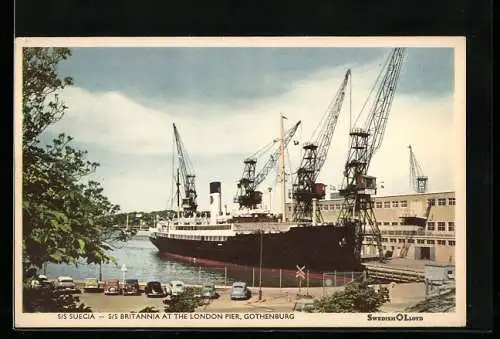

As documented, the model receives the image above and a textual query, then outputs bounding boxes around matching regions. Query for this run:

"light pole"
[121,264,127,286]
[268,187,272,211]
[258,229,263,300]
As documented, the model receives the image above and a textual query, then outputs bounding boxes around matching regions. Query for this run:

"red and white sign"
[295,265,306,279]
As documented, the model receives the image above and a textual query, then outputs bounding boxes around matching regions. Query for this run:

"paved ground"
[77,283,431,313]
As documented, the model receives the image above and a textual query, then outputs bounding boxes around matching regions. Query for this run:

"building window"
[398,239,405,243]
[384,201,390,208]
[392,201,399,208]
[427,221,435,231]
[329,205,335,210]
[437,240,446,245]
[383,222,390,226]
[448,198,456,205]
[323,205,328,210]
[400,200,408,207]
[336,204,341,210]
[377,222,382,226]
[428,199,436,206]
[438,198,446,206]
[390,238,397,243]
[448,240,456,246]
[288,206,292,211]
[448,221,455,232]
[417,239,425,244]
[376,202,382,208]
[391,222,398,226]
[407,239,415,243]
[381,238,388,242]
[438,222,446,231]
[427,240,435,244]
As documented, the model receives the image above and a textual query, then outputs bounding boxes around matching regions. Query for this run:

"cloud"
[45,56,458,212]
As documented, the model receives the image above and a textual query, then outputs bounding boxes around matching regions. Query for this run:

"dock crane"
[234,120,301,210]
[408,145,428,193]
[173,123,198,217]
[292,69,351,223]
[336,48,406,261]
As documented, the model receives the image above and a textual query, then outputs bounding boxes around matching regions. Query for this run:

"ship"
[149,116,360,273]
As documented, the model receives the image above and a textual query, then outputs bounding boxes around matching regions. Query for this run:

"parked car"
[52,276,77,294]
[31,275,51,289]
[122,279,140,295]
[168,280,185,296]
[83,278,100,293]
[292,298,316,312]
[201,283,218,299]
[103,279,121,295]
[145,281,165,298]
[230,281,251,300]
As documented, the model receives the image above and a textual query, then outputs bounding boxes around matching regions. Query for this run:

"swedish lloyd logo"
[367,313,424,321]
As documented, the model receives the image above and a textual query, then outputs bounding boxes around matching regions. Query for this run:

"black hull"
[150,225,360,272]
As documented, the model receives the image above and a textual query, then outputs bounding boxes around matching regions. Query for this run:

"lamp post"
[258,229,263,300]
[268,187,272,211]
[120,264,127,286]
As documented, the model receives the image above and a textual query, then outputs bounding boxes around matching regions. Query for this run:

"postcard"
[14,36,466,328]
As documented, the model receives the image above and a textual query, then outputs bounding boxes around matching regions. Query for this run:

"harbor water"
[44,236,358,288]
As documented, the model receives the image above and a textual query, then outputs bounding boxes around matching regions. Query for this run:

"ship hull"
[149,225,360,272]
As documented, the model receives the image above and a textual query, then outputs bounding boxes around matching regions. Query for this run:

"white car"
[168,280,185,296]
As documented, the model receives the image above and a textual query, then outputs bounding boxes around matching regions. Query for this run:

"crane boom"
[235,120,301,209]
[173,123,197,216]
[337,48,406,261]
[254,120,301,187]
[409,145,428,193]
[292,69,351,223]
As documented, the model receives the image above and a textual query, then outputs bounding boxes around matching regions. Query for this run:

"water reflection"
[45,236,325,287]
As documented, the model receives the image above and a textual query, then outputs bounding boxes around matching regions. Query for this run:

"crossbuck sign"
[295,265,306,280]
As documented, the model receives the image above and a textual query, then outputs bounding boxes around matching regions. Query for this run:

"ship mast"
[280,114,286,222]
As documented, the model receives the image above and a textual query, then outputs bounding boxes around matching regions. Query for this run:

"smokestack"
[209,181,222,224]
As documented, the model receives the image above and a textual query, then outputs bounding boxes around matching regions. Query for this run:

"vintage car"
[168,280,185,296]
[31,275,51,290]
[144,281,165,298]
[122,279,140,296]
[201,283,218,299]
[103,279,122,295]
[230,281,251,300]
[83,278,101,293]
[52,276,78,294]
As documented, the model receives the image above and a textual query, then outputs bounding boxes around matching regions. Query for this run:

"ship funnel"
[210,181,222,223]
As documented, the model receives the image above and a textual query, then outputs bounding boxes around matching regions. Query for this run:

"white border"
[13,37,466,328]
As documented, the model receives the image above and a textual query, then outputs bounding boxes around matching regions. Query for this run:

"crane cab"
[355,175,378,194]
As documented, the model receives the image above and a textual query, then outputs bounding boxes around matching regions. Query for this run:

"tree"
[313,282,390,313]
[22,47,132,276]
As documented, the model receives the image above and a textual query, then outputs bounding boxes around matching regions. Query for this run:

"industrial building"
[285,191,456,264]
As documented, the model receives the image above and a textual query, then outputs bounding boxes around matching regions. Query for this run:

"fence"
[186,265,365,291]
[321,271,366,295]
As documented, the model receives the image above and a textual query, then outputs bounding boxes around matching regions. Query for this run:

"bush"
[313,282,390,313]
[23,286,92,313]
[163,287,204,313]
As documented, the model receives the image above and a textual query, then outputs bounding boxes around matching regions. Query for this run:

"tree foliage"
[23,285,92,313]
[22,47,132,275]
[163,287,205,312]
[313,282,390,313]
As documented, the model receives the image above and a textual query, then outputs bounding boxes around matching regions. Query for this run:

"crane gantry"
[292,69,351,224]
[336,48,406,261]
[408,145,428,193]
[173,123,198,217]
[234,120,301,210]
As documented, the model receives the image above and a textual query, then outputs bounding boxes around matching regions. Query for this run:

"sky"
[40,46,457,213]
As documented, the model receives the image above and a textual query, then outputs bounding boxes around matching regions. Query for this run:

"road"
[77,283,428,313]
